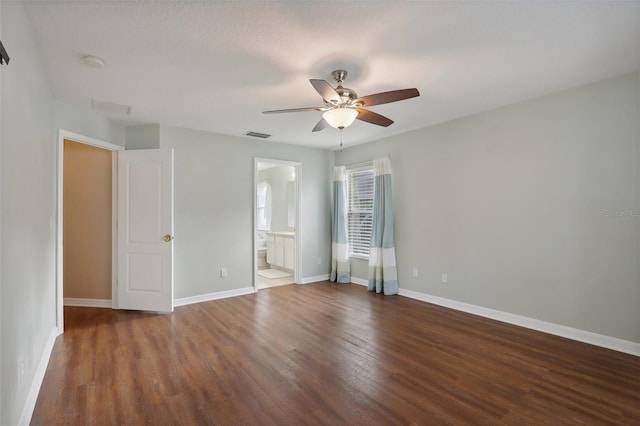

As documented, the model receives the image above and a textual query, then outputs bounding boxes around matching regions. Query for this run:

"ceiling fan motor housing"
[331,70,358,104]
[335,86,358,104]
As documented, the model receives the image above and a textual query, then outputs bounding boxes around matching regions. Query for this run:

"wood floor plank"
[31,283,639,425]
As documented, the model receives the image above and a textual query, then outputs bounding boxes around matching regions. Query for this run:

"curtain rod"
[343,155,391,169]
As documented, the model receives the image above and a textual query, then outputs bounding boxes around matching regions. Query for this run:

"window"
[256,181,271,231]
[347,167,374,258]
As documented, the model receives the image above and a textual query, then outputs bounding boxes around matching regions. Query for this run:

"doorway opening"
[56,130,123,332]
[254,158,301,290]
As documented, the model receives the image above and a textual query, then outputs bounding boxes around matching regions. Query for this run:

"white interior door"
[117,149,174,312]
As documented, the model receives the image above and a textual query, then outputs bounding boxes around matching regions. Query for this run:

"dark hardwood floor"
[32,282,639,425]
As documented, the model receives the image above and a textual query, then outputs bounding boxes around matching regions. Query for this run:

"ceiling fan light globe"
[323,108,358,129]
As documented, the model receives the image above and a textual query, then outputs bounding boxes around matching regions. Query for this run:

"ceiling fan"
[263,70,420,132]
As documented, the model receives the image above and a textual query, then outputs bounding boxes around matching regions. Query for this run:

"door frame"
[56,130,124,333]
[253,158,301,290]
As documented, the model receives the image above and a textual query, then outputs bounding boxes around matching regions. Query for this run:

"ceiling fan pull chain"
[339,128,344,152]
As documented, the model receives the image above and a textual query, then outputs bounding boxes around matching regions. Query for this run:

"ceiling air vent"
[244,131,271,139]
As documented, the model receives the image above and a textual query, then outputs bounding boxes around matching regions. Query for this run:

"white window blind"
[347,167,374,258]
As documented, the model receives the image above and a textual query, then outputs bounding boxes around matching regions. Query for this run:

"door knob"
[163,234,174,242]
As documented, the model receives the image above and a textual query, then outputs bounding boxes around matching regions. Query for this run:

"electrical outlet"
[441,273,448,284]
[412,268,418,278]
[220,268,228,278]
[317,257,322,265]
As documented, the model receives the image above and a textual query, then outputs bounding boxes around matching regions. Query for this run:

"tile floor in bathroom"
[256,274,295,289]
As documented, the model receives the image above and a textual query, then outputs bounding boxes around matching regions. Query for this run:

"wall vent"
[244,131,271,139]
[92,99,132,116]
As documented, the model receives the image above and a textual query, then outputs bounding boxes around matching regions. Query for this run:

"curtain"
[368,157,398,295]
[265,183,272,230]
[330,166,350,283]
[256,181,272,231]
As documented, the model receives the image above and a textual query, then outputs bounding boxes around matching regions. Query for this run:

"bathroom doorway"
[254,158,300,290]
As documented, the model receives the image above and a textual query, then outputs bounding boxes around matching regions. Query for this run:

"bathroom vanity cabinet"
[266,232,295,271]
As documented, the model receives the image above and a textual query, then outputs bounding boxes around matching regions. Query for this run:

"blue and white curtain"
[330,166,350,283]
[368,157,398,295]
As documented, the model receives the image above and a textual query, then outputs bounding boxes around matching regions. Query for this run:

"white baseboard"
[351,277,368,286]
[174,286,256,307]
[399,288,640,356]
[63,298,112,308]
[19,326,60,426]
[299,274,330,284]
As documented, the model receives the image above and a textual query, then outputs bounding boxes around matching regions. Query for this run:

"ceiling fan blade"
[355,88,420,107]
[310,79,341,104]
[312,118,328,132]
[356,108,394,127]
[263,107,324,114]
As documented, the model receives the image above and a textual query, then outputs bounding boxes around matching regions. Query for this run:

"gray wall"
[125,123,160,150]
[1,3,57,424]
[55,99,126,146]
[0,3,126,423]
[160,126,333,298]
[257,165,295,232]
[336,72,640,343]
[1,3,4,422]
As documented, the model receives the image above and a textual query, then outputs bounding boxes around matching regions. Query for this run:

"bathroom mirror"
[287,180,295,228]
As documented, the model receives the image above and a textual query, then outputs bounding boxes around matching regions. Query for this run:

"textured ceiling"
[23,1,640,149]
